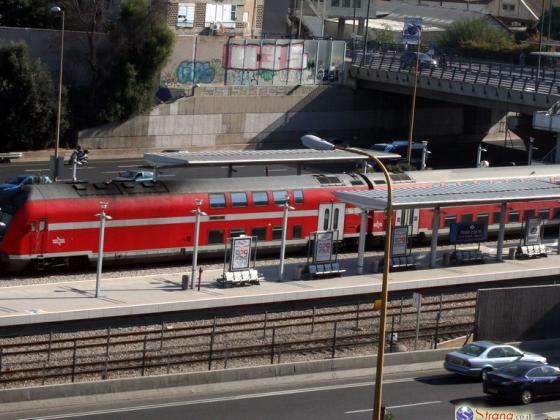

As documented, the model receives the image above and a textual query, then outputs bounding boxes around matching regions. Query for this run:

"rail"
[0,296,475,387]
[351,51,560,97]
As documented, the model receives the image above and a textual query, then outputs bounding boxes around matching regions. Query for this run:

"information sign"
[392,226,409,257]
[403,17,423,45]
[230,237,252,271]
[412,292,422,310]
[314,231,334,263]
[525,218,541,245]
[449,222,488,244]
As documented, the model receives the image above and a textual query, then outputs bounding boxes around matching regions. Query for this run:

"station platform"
[1,247,560,328]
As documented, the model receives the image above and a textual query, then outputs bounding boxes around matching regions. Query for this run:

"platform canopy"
[334,179,560,210]
[144,148,400,168]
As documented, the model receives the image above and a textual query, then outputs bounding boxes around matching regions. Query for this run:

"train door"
[29,219,48,256]
[395,209,420,235]
[317,203,346,240]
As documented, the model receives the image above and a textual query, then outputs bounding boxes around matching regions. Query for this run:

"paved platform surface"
[0,249,559,327]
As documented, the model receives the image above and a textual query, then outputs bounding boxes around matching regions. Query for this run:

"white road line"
[20,379,417,419]
[346,400,441,414]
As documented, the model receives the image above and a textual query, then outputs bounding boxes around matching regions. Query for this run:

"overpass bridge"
[350,51,560,115]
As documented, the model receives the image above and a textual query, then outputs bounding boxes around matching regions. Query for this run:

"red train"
[1,165,560,272]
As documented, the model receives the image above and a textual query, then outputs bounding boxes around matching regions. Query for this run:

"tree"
[0,0,59,29]
[95,0,174,122]
[537,6,560,41]
[0,42,66,151]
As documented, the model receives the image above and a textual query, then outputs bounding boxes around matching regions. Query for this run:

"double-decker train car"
[1,165,560,272]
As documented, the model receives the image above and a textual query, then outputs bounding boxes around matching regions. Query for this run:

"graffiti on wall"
[162,59,224,87]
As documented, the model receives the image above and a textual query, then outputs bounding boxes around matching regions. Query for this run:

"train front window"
[0,206,13,243]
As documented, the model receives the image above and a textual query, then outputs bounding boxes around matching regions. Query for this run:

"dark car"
[483,361,560,404]
[400,51,438,70]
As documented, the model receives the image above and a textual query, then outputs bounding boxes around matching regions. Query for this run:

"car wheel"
[481,368,492,381]
[520,388,533,405]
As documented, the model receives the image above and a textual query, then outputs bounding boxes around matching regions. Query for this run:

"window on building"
[252,191,269,206]
[332,0,340,6]
[444,215,456,227]
[539,208,550,220]
[251,227,267,241]
[354,0,361,7]
[205,3,236,28]
[293,190,304,204]
[209,193,226,208]
[208,229,224,244]
[229,228,245,238]
[272,226,283,240]
[231,192,248,208]
[509,211,520,223]
[273,191,288,204]
[342,0,351,6]
[177,3,195,28]
[461,213,473,223]
[292,224,302,239]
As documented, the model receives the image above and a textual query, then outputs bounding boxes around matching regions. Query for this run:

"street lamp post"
[301,135,393,420]
[279,196,295,281]
[191,199,207,289]
[95,202,112,298]
[476,144,487,167]
[51,6,65,182]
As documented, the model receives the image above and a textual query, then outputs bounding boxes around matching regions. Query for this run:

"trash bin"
[293,265,303,280]
[371,257,380,273]
[442,252,451,266]
[508,247,516,260]
[182,274,190,290]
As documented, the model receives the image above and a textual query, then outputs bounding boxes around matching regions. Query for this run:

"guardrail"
[0,152,23,163]
[351,51,560,97]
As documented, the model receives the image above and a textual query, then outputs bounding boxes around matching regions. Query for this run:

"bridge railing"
[351,51,560,97]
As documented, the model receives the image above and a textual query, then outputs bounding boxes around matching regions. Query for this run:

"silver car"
[444,341,547,380]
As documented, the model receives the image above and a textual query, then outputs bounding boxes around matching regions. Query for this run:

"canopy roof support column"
[357,209,368,274]
[430,207,440,268]
[497,202,507,261]
[228,164,233,178]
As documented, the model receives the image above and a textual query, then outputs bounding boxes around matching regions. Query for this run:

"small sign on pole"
[314,231,334,263]
[392,226,409,257]
[230,236,252,271]
[412,292,422,310]
[525,218,541,245]
[449,222,488,244]
[402,17,423,45]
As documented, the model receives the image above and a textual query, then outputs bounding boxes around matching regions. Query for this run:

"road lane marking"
[19,378,418,419]
[345,400,441,414]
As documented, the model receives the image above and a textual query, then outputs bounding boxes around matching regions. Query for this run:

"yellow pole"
[407,38,421,165]
[335,146,393,420]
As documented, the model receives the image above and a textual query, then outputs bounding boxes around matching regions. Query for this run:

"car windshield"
[496,364,531,377]
[121,171,136,178]
[6,176,27,185]
[458,343,486,356]
[420,53,431,60]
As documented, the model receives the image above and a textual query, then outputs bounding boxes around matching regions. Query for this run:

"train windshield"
[0,201,14,244]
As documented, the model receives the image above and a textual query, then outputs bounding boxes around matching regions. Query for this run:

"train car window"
[273,191,288,204]
[272,226,283,240]
[293,190,304,204]
[477,213,489,223]
[323,208,330,230]
[39,220,47,231]
[461,214,473,223]
[251,227,267,241]
[523,209,535,221]
[292,224,302,239]
[209,193,226,209]
[333,208,340,229]
[208,229,224,244]
[231,192,247,208]
[29,221,37,232]
[553,208,560,220]
[508,211,520,223]
[252,192,269,206]
[444,215,456,227]
[229,228,245,238]
[538,208,550,220]
[492,211,503,224]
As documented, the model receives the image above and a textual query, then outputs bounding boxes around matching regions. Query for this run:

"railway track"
[0,294,476,388]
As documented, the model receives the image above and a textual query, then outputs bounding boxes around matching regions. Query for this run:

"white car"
[444,341,547,380]
[113,171,154,182]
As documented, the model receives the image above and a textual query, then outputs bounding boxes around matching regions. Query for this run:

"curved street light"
[51,6,64,181]
[301,135,393,420]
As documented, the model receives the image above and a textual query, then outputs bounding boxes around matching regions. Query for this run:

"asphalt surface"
[2,368,560,420]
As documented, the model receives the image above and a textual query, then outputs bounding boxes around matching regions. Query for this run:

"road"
[0,158,342,184]
[2,368,560,420]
